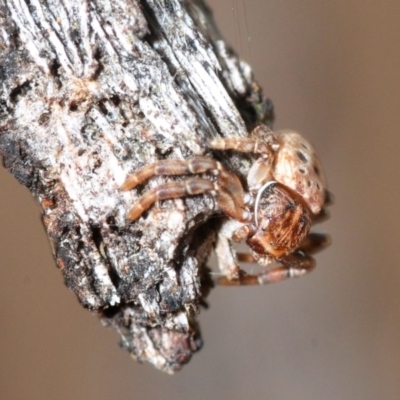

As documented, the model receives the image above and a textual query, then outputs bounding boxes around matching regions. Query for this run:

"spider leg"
[312,207,330,224]
[216,232,330,286]
[123,157,250,222]
[209,125,279,155]
[236,253,257,263]
[209,137,271,154]
[324,190,334,206]
[127,178,216,220]
[122,157,223,191]
[127,178,249,222]
[216,251,316,286]
[297,232,331,254]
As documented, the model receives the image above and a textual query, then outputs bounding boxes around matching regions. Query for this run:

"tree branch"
[0,0,273,372]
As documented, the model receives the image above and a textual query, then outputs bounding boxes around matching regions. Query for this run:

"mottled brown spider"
[122,125,330,286]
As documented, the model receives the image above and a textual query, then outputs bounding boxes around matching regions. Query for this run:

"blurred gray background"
[1,1,400,399]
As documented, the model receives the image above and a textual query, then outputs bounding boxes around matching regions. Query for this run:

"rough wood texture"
[0,0,273,372]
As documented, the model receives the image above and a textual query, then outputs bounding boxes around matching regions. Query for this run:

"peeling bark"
[0,0,273,372]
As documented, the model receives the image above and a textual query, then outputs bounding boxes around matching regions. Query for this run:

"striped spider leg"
[121,156,251,223]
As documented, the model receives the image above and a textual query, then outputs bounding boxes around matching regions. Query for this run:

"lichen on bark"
[0,0,273,372]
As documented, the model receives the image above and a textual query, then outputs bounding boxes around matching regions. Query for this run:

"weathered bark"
[0,0,273,372]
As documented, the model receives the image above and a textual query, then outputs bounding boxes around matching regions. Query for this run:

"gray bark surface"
[0,0,273,372]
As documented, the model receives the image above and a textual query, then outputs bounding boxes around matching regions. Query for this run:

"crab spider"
[121,125,330,286]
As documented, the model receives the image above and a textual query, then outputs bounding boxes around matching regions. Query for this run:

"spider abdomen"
[273,131,327,214]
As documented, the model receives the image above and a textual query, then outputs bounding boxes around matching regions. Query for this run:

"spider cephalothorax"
[122,125,330,286]
[247,181,312,260]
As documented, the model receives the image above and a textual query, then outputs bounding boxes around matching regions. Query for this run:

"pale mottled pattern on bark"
[0,0,272,372]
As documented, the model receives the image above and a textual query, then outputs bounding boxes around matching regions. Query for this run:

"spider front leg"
[122,157,250,222]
